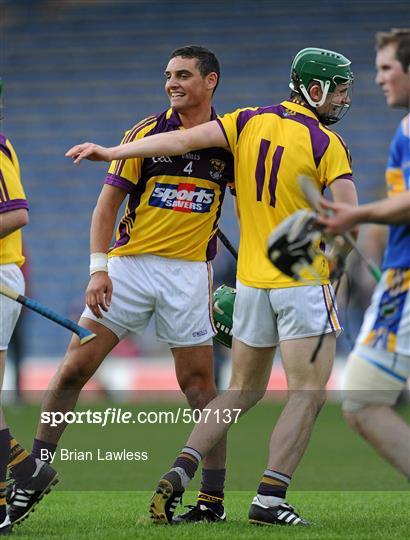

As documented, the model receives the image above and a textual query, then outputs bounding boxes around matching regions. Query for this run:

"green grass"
[4,400,410,537]
[9,490,410,539]
[5,401,409,491]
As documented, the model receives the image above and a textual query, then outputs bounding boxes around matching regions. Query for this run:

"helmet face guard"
[289,47,354,124]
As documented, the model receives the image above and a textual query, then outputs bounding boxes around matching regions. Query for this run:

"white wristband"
[90,252,109,275]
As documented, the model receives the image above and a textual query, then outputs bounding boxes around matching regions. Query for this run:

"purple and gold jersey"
[382,114,410,270]
[106,108,234,262]
[0,134,28,267]
[217,101,353,288]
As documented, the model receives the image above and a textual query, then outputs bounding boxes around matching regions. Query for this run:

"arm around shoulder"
[66,120,228,164]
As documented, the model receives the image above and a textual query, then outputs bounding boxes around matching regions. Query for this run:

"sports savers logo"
[149,182,215,213]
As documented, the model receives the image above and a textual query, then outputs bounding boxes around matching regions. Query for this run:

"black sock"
[31,437,57,463]
[198,468,225,509]
[0,429,10,522]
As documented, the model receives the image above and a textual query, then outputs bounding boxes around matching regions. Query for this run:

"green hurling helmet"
[212,285,236,348]
[290,47,353,122]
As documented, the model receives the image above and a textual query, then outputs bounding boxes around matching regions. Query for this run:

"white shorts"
[342,344,410,411]
[233,281,342,347]
[356,268,410,356]
[0,264,25,350]
[82,255,216,347]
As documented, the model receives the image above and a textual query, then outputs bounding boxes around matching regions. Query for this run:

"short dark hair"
[169,45,220,92]
[376,28,410,72]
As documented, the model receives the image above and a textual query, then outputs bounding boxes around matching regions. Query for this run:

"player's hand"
[316,199,359,235]
[85,272,113,318]
[65,143,113,164]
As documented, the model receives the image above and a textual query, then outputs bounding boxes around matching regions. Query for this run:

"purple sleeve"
[0,199,29,213]
[105,173,135,193]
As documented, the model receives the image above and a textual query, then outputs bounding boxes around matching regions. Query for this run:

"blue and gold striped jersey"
[105,108,234,262]
[383,113,410,270]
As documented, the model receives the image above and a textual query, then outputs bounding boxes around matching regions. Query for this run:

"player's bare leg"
[266,334,334,474]
[172,345,226,468]
[150,340,274,524]
[185,339,275,453]
[248,333,334,527]
[344,405,410,477]
[171,345,227,523]
[35,318,119,446]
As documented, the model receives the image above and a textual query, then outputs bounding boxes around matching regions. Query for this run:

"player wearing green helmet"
[289,47,354,125]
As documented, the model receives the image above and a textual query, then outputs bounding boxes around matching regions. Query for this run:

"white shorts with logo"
[0,264,25,350]
[82,255,216,347]
[233,281,342,347]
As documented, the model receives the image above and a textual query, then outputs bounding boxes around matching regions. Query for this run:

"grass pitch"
[5,400,410,538]
[10,490,410,539]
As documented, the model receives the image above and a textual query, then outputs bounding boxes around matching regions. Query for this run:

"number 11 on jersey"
[255,139,284,207]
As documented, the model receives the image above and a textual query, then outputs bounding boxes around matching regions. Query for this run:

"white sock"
[257,494,284,507]
[170,467,191,488]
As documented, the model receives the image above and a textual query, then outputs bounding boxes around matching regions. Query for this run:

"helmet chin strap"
[298,80,331,108]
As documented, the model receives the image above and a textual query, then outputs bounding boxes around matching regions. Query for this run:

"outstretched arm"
[66,120,227,164]
[319,192,410,234]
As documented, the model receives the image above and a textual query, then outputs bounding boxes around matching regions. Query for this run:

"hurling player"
[67,46,358,526]
[8,47,233,526]
[319,29,410,479]
[0,79,57,534]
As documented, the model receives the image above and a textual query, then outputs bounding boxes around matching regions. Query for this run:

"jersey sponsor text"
[149,182,215,213]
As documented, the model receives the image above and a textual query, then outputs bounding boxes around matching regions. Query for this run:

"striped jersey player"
[358,113,410,355]
[343,111,410,408]
[16,47,234,526]
[319,29,410,480]
[106,107,233,262]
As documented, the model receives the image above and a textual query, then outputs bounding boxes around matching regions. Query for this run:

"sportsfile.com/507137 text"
[40,408,242,428]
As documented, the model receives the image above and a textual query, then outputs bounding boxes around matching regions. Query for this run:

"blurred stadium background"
[1,0,408,396]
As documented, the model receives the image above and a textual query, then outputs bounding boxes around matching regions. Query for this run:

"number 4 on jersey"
[183,161,193,175]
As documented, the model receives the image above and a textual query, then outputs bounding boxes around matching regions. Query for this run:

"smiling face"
[164,56,217,113]
[376,43,410,108]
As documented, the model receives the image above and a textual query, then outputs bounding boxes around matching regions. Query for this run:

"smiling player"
[8,46,233,526]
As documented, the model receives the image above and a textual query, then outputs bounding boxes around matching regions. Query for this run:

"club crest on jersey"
[149,182,215,213]
[209,159,226,181]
